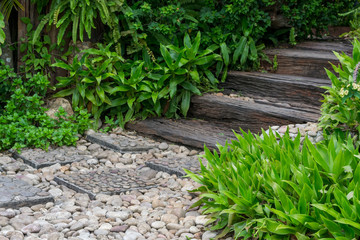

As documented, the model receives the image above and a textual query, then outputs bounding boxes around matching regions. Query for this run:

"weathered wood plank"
[263,48,339,79]
[295,41,352,54]
[189,94,320,133]
[221,72,330,108]
[126,118,235,150]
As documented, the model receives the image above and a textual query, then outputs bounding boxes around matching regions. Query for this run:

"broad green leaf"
[220,42,229,66]
[233,36,247,63]
[53,88,74,98]
[189,70,200,83]
[181,82,201,95]
[240,43,249,65]
[181,91,191,117]
[52,61,73,71]
[160,44,173,69]
[184,33,192,49]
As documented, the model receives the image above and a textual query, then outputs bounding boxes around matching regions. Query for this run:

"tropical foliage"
[187,130,360,239]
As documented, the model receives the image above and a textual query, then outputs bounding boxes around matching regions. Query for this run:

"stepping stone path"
[86,131,157,153]
[54,169,157,200]
[0,124,324,239]
[0,175,53,209]
[146,157,203,177]
[11,147,96,169]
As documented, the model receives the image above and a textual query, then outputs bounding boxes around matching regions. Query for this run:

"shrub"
[319,38,360,138]
[186,130,360,239]
[52,32,222,125]
[0,61,91,151]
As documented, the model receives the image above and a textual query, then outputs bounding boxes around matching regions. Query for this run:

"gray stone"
[21,223,41,234]
[94,229,108,236]
[161,214,178,224]
[45,98,74,119]
[106,211,130,221]
[49,188,62,198]
[88,144,101,151]
[202,231,217,240]
[0,156,12,165]
[195,216,208,225]
[151,221,165,229]
[159,142,169,150]
[0,216,9,226]
[70,221,85,231]
[86,159,98,165]
[123,229,143,240]
[110,225,129,232]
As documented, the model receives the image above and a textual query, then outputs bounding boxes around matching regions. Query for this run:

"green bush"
[319,38,360,138]
[52,32,222,125]
[281,0,356,39]
[0,61,91,151]
[186,130,360,239]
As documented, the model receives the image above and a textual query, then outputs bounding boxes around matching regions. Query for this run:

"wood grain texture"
[126,118,235,150]
[188,94,320,133]
[263,48,339,79]
[221,71,330,107]
[295,41,352,54]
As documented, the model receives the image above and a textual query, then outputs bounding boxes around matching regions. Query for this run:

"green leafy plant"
[319,38,360,137]
[186,129,360,239]
[19,17,67,77]
[0,12,5,55]
[0,0,24,20]
[281,0,356,38]
[53,32,222,126]
[0,60,91,151]
[31,0,135,55]
[52,43,125,122]
[156,32,222,117]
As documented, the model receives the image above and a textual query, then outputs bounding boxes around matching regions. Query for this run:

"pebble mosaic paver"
[11,147,97,169]
[54,169,157,199]
[0,176,53,208]
[146,157,203,177]
[86,132,157,153]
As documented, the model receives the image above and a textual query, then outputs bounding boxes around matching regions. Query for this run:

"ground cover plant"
[186,130,360,239]
[0,12,91,151]
[0,60,91,151]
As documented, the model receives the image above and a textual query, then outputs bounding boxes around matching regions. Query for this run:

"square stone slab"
[54,169,157,199]
[86,132,156,153]
[0,176,53,208]
[146,157,204,177]
[11,147,97,169]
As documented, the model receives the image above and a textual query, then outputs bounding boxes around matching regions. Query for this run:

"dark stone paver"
[54,169,157,199]
[11,147,96,169]
[86,132,156,153]
[146,157,204,177]
[0,176,53,208]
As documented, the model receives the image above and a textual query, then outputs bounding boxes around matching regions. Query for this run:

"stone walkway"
[0,123,323,240]
[0,128,219,240]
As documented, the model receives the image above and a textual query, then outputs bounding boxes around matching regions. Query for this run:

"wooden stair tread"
[189,94,320,132]
[265,48,338,61]
[295,41,352,54]
[221,71,329,107]
[126,118,235,150]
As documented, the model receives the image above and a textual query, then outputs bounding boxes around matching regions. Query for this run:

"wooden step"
[188,94,320,133]
[263,48,339,79]
[221,71,330,108]
[126,118,235,150]
[295,40,352,54]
